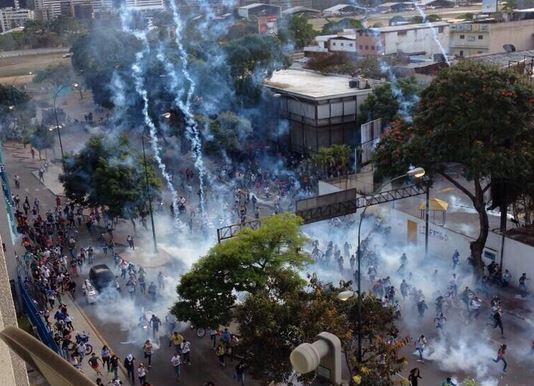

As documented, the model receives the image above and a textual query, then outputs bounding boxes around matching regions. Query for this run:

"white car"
[82,280,98,304]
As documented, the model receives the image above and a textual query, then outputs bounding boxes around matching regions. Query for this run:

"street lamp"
[350,166,425,363]
[141,132,158,253]
[53,82,80,169]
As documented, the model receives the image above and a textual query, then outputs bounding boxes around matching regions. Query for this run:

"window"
[459,50,464,57]
[340,42,344,46]
[478,35,483,40]
[359,45,363,50]
[371,45,375,50]
[348,43,353,47]
[438,26,444,33]
[365,45,369,50]
[460,34,465,39]
[398,30,407,36]
[332,42,336,46]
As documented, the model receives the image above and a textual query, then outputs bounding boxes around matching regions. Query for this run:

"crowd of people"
[306,215,530,384]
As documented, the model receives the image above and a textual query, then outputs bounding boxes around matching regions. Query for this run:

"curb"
[71,296,131,384]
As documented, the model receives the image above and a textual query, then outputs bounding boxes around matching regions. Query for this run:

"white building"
[306,23,450,59]
[357,23,450,57]
[327,34,358,53]
[0,7,33,32]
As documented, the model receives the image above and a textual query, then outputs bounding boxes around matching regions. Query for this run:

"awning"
[419,197,449,211]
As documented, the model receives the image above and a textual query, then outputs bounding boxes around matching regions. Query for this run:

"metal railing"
[16,261,59,353]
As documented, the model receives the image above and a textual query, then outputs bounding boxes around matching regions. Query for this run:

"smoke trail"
[166,0,208,217]
[368,28,418,121]
[411,2,451,65]
[118,6,182,227]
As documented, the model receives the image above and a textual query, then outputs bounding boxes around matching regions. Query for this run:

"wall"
[385,206,534,285]
[488,19,534,53]
[0,232,28,386]
[383,25,450,56]
[329,38,357,53]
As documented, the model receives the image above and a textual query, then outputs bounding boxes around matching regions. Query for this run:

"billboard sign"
[258,16,278,35]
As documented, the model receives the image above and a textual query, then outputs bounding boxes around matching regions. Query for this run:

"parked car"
[89,264,119,292]
[82,279,98,304]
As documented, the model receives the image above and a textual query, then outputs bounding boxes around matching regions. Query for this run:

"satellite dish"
[503,44,516,53]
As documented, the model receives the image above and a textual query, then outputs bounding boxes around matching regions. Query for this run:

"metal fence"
[17,263,59,353]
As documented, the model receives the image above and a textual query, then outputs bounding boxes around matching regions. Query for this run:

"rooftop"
[470,49,534,67]
[372,21,449,33]
[378,2,414,7]
[323,4,366,13]
[238,2,280,10]
[264,69,378,100]
[282,6,320,15]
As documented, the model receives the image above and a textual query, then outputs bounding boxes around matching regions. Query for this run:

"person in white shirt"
[180,339,191,365]
[170,353,181,379]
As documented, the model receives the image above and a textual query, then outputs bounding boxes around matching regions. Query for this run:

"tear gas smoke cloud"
[118,6,183,229]
[168,0,208,216]
[302,206,528,384]
[411,2,451,66]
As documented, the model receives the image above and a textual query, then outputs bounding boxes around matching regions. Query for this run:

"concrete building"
[239,0,312,10]
[0,7,33,32]
[357,23,450,57]
[306,23,450,58]
[264,69,379,154]
[449,19,534,57]
[322,3,365,17]
[327,33,358,53]
[281,5,320,17]
[237,2,280,19]
[0,149,29,386]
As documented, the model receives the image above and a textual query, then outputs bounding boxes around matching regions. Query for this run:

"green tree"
[71,28,141,107]
[286,15,316,49]
[59,135,160,223]
[33,63,76,88]
[372,62,534,271]
[312,144,351,178]
[236,280,407,385]
[30,126,54,158]
[204,111,252,156]
[0,84,36,142]
[359,56,383,79]
[224,34,290,104]
[426,14,442,22]
[359,77,420,124]
[172,213,310,329]
[321,18,362,34]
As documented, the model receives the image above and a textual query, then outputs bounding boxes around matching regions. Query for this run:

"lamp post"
[339,166,425,363]
[53,82,80,169]
[141,133,158,253]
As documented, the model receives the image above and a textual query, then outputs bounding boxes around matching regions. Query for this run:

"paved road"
[0,48,70,58]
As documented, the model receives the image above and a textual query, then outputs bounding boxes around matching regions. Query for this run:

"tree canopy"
[172,213,310,328]
[172,214,407,384]
[33,63,77,88]
[0,84,36,142]
[224,34,290,105]
[359,77,420,125]
[285,15,316,49]
[59,134,161,220]
[373,61,534,270]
